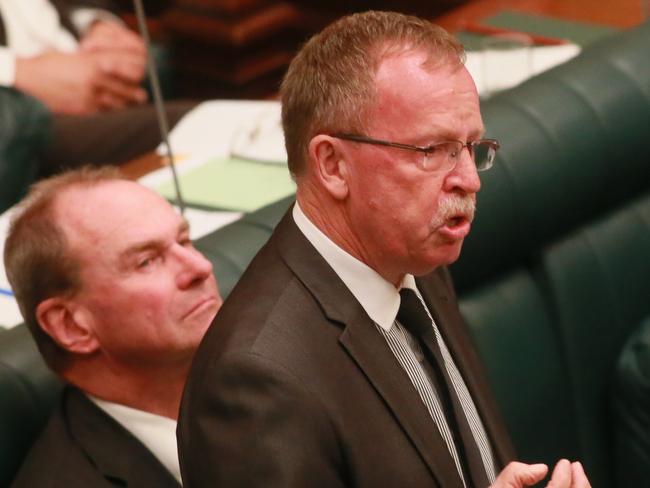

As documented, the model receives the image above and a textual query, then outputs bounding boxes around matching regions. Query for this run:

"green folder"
[157,157,296,212]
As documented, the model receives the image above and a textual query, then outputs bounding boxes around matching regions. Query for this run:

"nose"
[173,244,214,290]
[444,146,481,195]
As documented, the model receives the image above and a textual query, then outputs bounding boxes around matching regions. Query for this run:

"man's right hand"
[14,50,147,115]
[490,459,592,488]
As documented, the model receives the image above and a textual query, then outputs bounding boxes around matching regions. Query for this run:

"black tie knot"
[397,288,433,337]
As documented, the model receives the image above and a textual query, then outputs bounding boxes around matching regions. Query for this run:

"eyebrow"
[118,219,191,264]
[423,124,485,144]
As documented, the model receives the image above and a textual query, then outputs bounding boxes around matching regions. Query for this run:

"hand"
[14,51,147,114]
[490,461,547,488]
[80,20,146,59]
[546,460,591,488]
[80,21,147,87]
[491,459,591,488]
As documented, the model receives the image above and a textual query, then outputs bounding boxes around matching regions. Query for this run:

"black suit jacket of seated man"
[11,386,180,488]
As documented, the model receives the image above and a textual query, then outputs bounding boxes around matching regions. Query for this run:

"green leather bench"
[613,315,650,487]
[0,326,62,487]
[2,21,649,487]
[462,194,650,486]
[0,87,52,214]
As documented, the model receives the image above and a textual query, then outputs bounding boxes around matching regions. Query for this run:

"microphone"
[132,0,186,215]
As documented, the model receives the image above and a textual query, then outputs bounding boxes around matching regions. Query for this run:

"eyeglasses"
[330,133,500,172]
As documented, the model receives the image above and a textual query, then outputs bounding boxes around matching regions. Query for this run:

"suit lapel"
[340,312,465,488]
[63,387,180,487]
[274,211,463,487]
[417,271,515,466]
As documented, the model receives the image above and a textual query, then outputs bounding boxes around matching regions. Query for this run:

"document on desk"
[153,100,286,164]
[144,100,294,211]
[0,208,24,329]
[465,43,581,96]
[157,156,296,212]
[175,206,243,239]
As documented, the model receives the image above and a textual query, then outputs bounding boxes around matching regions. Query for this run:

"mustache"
[433,195,476,226]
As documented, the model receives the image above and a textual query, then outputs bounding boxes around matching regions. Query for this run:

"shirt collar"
[293,201,417,331]
[87,395,181,484]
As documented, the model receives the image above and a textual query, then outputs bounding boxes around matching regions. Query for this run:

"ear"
[36,298,99,355]
[308,134,349,200]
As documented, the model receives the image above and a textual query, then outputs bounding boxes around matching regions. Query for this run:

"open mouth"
[439,214,472,239]
[446,216,465,228]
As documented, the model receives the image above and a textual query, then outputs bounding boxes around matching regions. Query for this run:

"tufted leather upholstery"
[613,316,650,488]
[451,22,650,293]
[0,88,52,214]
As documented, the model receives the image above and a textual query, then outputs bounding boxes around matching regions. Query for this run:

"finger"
[118,29,146,55]
[94,75,147,106]
[570,462,592,488]
[95,89,128,111]
[98,54,146,84]
[82,23,145,55]
[491,462,548,488]
[546,459,571,488]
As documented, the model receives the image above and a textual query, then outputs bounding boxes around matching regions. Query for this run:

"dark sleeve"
[60,0,173,15]
[178,352,348,488]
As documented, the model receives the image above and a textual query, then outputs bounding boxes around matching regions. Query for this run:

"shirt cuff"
[70,8,124,36]
[0,49,16,86]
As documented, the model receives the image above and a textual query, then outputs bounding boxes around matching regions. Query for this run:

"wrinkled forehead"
[367,51,481,134]
[54,181,176,251]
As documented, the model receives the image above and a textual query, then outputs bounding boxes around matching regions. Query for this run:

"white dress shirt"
[88,395,182,484]
[292,200,409,329]
[0,0,116,85]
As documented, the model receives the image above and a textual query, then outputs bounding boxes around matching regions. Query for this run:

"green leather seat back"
[0,88,52,214]
[539,194,650,486]
[460,270,580,466]
[194,196,291,298]
[0,325,62,486]
[612,316,650,488]
[452,21,650,293]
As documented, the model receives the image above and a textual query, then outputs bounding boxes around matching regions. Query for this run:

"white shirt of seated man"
[90,395,182,483]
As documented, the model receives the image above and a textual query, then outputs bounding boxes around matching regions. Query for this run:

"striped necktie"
[397,288,493,488]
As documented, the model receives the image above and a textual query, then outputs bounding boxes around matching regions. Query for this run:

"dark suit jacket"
[11,386,180,488]
[179,209,515,487]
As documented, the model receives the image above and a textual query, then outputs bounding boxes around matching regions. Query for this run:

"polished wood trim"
[436,0,646,32]
[120,152,165,180]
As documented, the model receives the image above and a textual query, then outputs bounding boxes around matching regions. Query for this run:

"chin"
[418,241,464,272]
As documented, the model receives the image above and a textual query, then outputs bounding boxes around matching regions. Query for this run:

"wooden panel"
[436,0,646,32]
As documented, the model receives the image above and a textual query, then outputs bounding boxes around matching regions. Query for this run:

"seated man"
[0,0,192,174]
[4,166,222,487]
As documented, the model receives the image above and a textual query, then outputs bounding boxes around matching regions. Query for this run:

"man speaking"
[179,11,590,488]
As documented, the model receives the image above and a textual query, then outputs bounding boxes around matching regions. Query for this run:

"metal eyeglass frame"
[330,132,500,172]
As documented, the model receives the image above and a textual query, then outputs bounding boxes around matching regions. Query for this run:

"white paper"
[155,100,285,163]
[144,100,286,189]
[176,206,242,240]
[0,208,22,329]
[465,43,581,96]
